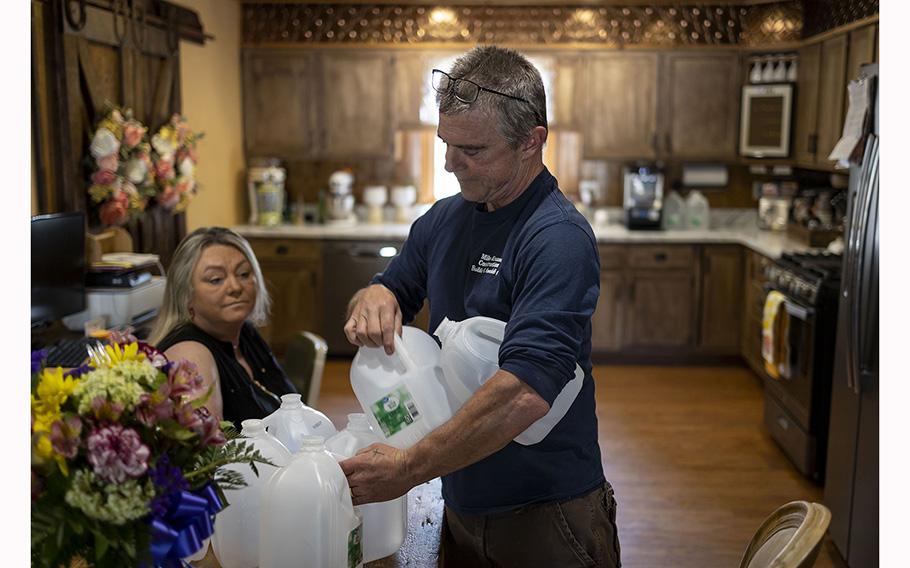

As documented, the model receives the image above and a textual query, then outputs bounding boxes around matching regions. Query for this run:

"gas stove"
[765,252,843,305]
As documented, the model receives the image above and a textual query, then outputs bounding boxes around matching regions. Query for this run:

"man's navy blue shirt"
[372,167,604,515]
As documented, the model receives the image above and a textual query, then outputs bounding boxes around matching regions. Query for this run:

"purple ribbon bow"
[149,483,224,567]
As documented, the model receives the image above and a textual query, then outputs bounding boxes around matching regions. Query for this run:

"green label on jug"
[348,519,363,568]
[371,384,421,438]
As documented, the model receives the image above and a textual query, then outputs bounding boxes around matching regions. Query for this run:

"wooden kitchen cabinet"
[816,35,848,167]
[242,50,317,159]
[660,52,741,160]
[698,245,744,353]
[740,249,771,377]
[847,25,877,81]
[794,43,821,166]
[393,52,429,129]
[582,53,659,159]
[318,51,395,158]
[247,238,323,356]
[591,246,626,352]
[625,270,695,348]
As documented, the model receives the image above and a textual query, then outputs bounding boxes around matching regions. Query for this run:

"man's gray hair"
[437,45,547,148]
[148,227,271,346]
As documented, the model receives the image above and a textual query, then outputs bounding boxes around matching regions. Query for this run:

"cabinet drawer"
[248,238,321,263]
[627,245,694,269]
[763,392,816,477]
[598,245,626,270]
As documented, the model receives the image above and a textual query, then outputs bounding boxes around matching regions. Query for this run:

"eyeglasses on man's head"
[431,69,531,105]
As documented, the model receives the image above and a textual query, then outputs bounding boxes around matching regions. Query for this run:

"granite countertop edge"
[233,223,827,259]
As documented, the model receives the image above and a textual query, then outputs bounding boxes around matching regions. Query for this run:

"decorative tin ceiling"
[802,0,878,38]
[242,2,806,46]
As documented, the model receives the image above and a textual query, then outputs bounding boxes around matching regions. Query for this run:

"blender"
[326,170,357,226]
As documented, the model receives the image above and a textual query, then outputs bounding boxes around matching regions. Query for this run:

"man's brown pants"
[439,482,621,567]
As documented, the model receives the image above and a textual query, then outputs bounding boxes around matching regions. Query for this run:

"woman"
[149,227,297,426]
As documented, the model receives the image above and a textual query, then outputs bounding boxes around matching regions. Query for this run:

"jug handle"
[393,333,419,374]
[472,318,505,344]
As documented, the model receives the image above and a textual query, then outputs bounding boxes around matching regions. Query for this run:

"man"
[340,46,620,567]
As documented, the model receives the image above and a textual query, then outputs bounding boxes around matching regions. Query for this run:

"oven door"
[764,296,816,431]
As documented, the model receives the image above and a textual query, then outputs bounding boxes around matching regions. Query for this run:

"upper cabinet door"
[242,50,317,159]
[582,53,658,159]
[393,52,429,129]
[847,24,877,82]
[816,35,848,166]
[662,53,741,160]
[794,43,821,166]
[319,52,394,159]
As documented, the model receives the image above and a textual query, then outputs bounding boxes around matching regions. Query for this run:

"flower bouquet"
[151,114,203,214]
[86,107,158,227]
[31,340,270,568]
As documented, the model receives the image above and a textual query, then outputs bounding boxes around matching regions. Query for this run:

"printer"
[63,276,166,330]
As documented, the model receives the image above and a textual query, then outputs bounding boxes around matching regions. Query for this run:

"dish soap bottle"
[685,190,710,230]
[663,190,687,230]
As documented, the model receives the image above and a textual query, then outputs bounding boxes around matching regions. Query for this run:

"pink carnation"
[99,194,129,227]
[91,169,117,186]
[123,122,146,148]
[155,158,175,181]
[97,154,119,172]
[87,424,150,483]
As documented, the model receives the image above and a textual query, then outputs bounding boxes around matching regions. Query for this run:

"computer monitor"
[31,212,86,326]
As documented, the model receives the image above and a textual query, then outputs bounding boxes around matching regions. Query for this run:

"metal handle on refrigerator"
[849,135,878,394]
[852,137,879,394]
[842,136,871,392]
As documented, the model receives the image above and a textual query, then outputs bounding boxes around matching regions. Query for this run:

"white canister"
[326,414,408,563]
[262,394,337,454]
[212,419,292,568]
[260,436,363,568]
[350,326,453,449]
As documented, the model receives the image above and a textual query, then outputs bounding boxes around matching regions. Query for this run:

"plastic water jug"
[212,419,292,568]
[433,316,586,445]
[685,190,710,230]
[663,190,687,230]
[326,414,408,563]
[260,436,363,568]
[350,326,453,449]
[263,393,337,454]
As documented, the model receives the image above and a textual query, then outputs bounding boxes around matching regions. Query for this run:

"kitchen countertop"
[234,221,827,260]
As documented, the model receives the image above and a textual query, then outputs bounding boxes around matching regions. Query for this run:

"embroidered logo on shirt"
[470,253,502,276]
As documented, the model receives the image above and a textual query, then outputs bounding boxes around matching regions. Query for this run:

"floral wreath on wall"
[151,114,203,214]
[86,107,157,227]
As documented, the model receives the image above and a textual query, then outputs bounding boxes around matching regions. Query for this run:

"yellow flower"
[33,367,79,415]
[91,342,146,369]
[34,434,53,460]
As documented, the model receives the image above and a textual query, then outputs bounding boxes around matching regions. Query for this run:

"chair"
[739,501,832,568]
[282,331,328,407]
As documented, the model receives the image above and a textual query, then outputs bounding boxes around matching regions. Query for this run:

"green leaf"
[94,530,109,561]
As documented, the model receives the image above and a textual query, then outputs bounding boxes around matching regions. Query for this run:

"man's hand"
[339,443,414,505]
[344,284,402,355]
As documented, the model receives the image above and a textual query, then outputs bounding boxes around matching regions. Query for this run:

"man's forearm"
[404,369,550,484]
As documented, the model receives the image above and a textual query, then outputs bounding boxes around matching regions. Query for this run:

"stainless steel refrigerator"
[824,63,879,568]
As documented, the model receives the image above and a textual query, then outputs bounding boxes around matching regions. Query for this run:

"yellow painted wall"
[173,0,245,230]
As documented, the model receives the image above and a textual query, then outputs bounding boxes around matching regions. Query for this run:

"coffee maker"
[623,165,665,230]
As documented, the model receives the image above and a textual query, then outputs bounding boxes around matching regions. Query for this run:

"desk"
[193,478,444,567]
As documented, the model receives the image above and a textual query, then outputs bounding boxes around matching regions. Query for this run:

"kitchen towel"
[762,291,790,380]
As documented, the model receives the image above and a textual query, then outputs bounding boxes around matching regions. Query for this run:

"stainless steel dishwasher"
[322,239,403,357]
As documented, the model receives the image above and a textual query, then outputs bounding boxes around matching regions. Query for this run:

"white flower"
[90,128,120,159]
[151,133,176,159]
[178,157,195,178]
[122,181,138,198]
[124,158,148,184]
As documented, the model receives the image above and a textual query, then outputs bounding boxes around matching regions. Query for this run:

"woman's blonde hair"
[148,227,271,346]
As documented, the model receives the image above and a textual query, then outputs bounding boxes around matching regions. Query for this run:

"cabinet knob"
[654,252,667,262]
[276,245,289,255]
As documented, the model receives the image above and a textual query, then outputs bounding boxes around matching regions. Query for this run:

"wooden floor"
[317,359,848,568]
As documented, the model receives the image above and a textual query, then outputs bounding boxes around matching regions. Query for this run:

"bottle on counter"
[685,190,710,230]
[663,190,687,230]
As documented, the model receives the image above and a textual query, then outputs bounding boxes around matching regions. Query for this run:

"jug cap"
[299,435,326,452]
[280,393,304,408]
[241,419,265,436]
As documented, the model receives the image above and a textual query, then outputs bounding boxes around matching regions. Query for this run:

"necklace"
[232,342,281,403]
